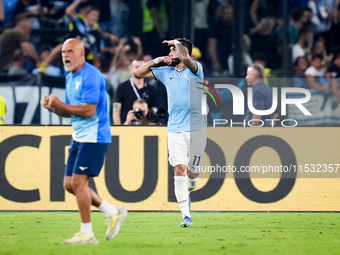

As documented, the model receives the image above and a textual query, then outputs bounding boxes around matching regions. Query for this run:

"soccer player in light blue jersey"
[135,38,207,228]
[40,38,127,244]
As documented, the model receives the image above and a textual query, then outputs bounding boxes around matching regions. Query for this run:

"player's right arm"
[53,108,72,117]
[40,95,72,117]
[134,57,172,79]
[112,102,122,125]
[50,94,96,118]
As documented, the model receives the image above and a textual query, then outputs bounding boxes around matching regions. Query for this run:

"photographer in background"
[113,59,158,125]
[124,99,165,125]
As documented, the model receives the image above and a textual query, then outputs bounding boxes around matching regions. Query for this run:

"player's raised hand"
[159,56,172,65]
[162,40,175,46]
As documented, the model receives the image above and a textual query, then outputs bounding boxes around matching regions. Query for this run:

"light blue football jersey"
[65,62,111,143]
[152,61,207,132]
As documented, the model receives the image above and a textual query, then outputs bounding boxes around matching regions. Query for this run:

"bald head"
[63,39,85,55]
[62,38,86,74]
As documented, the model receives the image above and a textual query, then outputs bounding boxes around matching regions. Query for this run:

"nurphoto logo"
[200,83,312,127]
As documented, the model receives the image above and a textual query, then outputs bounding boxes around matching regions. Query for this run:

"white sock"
[81,222,94,237]
[98,200,119,216]
[174,176,190,219]
[187,176,199,191]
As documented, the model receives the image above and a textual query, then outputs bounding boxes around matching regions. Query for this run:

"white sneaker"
[62,231,98,245]
[105,207,128,240]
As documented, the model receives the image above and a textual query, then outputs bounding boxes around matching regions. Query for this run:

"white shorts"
[168,128,207,173]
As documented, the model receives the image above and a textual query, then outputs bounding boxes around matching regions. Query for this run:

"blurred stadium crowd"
[1,0,340,125]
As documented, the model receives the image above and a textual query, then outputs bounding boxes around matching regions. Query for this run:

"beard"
[63,59,74,72]
[171,58,181,65]
[64,65,74,72]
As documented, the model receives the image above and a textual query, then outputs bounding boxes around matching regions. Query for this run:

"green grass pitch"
[0,212,338,255]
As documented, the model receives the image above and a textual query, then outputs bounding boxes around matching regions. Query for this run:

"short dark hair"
[303,7,312,13]
[88,5,100,13]
[298,27,312,38]
[175,38,193,56]
[291,8,305,22]
[294,56,309,67]
[37,45,52,56]
[252,52,267,63]
[311,54,323,61]
[215,3,233,22]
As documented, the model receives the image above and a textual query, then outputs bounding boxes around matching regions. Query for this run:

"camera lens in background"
[134,109,145,120]
[148,107,166,123]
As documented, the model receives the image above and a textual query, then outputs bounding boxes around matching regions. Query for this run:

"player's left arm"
[173,40,198,74]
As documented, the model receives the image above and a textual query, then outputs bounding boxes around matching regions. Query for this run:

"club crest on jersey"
[75,81,81,90]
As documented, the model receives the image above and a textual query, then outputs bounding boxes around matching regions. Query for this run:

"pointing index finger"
[162,40,174,46]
